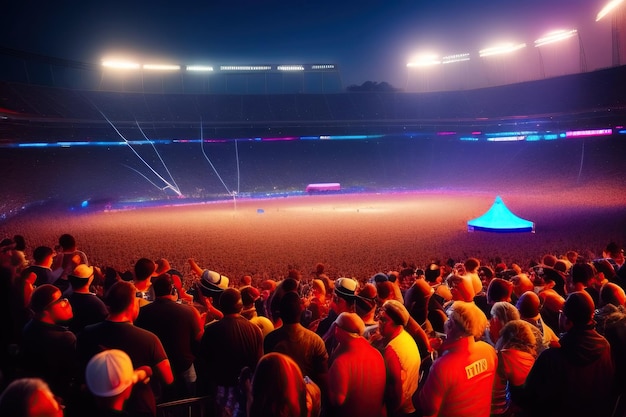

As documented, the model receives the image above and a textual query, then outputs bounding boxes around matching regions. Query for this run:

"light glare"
[534,29,577,47]
[407,54,441,67]
[479,43,527,57]
[186,65,214,71]
[143,64,181,71]
[596,0,624,21]
[102,60,140,70]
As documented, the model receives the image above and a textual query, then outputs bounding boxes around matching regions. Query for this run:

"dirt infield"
[3,187,624,282]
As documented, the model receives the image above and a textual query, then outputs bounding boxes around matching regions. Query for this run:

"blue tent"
[467,196,535,233]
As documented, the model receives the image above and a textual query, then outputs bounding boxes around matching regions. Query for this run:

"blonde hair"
[490,301,520,325]
[449,301,488,338]
[495,320,537,356]
[250,353,308,417]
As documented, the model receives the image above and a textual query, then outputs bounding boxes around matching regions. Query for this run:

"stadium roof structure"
[467,196,535,233]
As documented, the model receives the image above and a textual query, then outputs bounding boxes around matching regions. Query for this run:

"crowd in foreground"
[0,233,625,417]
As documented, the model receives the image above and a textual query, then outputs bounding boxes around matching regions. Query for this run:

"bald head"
[600,282,626,308]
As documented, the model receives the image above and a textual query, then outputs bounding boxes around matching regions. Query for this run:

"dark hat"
[199,270,229,297]
[356,283,377,313]
[334,277,357,301]
[371,272,388,283]
[30,284,60,314]
[563,291,595,327]
[539,266,566,287]
[219,288,243,314]
[241,286,261,307]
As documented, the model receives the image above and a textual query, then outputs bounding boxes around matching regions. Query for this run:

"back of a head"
[495,319,537,355]
[572,262,595,285]
[376,281,395,300]
[600,282,626,308]
[356,283,377,316]
[152,273,174,298]
[464,258,480,273]
[490,301,520,324]
[33,246,53,264]
[516,291,541,319]
[106,280,136,315]
[59,233,76,250]
[219,287,243,315]
[424,263,441,283]
[487,278,513,304]
[542,254,558,267]
[449,300,488,338]
[134,258,155,282]
[250,352,307,417]
[0,378,58,417]
[563,291,595,327]
[279,291,303,324]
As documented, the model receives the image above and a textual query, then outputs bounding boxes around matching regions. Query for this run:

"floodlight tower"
[406,54,441,92]
[534,29,586,78]
[479,42,527,86]
[596,0,626,66]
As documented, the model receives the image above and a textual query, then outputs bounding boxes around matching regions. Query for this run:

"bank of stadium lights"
[442,53,471,64]
[186,65,214,72]
[220,65,272,71]
[101,60,141,69]
[407,53,471,68]
[277,65,305,71]
[311,64,335,70]
[596,0,624,21]
[142,64,181,71]
[479,42,527,57]
[407,54,441,67]
[534,29,578,47]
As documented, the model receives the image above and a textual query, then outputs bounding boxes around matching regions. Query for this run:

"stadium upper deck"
[1,62,625,144]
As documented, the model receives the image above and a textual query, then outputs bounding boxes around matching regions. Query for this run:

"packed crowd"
[0,232,625,417]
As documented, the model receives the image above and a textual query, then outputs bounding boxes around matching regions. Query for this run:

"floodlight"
[143,64,181,71]
[311,64,335,70]
[101,60,140,70]
[220,65,272,71]
[479,43,527,57]
[277,65,305,71]
[534,29,577,47]
[186,65,214,71]
[407,54,441,67]
[596,0,624,21]
[442,53,471,64]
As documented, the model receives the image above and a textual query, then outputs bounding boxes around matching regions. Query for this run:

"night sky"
[0,0,614,88]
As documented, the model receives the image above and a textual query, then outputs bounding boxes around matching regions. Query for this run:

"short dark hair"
[58,234,76,250]
[33,246,53,263]
[152,274,174,298]
[279,291,303,324]
[105,281,136,315]
[134,258,155,282]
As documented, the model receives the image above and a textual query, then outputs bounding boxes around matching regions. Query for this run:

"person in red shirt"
[418,300,497,417]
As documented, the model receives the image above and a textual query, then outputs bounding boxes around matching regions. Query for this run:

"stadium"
[1,2,626,416]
